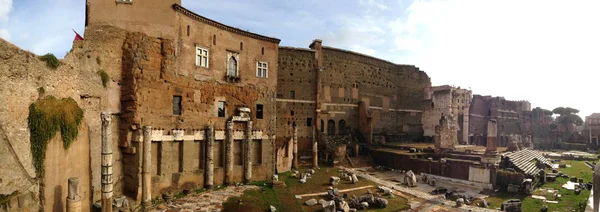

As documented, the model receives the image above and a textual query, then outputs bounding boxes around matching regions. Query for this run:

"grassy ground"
[223,166,410,212]
[486,160,593,212]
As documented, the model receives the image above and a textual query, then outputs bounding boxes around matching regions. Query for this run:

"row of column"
[207,121,254,188]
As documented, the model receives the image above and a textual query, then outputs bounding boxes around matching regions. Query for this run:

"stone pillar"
[66,177,82,212]
[312,141,319,168]
[142,126,152,207]
[225,121,234,185]
[100,113,113,212]
[244,121,253,183]
[292,125,298,169]
[594,162,600,212]
[205,125,214,188]
[354,144,359,157]
[463,108,470,144]
[485,119,498,154]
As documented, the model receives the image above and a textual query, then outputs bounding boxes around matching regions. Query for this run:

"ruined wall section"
[320,47,429,141]
[0,37,113,210]
[119,17,278,199]
[86,0,180,39]
[276,47,317,154]
[469,95,532,146]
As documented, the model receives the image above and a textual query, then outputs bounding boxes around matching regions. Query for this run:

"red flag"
[73,29,84,41]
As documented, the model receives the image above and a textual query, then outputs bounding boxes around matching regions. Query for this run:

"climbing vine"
[28,96,83,174]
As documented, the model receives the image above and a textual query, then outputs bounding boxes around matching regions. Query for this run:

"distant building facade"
[585,113,600,145]
[422,85,472,144]
[469,95,532,146]
[276,40,431,158]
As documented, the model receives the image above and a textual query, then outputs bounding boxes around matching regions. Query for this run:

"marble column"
[225,121,234,185]
[312,141,319,168]
[205,125,214,188]
[142,126,152,207]
[100,112,113,212]
[292,125,298,169]
[244,121,253,183]
[66,177,81,212]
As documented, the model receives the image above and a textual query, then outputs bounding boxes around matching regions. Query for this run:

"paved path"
[150,185,259,212]
[340,166,498,212]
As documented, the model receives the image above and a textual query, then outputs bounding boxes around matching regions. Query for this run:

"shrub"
[28,96,84,174]
[496,169,525,191]
[39,53,59,69]
[37,87,45,96]
[97,70,110,88]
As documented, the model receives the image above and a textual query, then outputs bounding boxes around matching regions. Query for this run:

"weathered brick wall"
[370,150,472,181]
[320,47,429,141]
[119,12,279,199]
[276,47,317,154]
[469,95,532,145]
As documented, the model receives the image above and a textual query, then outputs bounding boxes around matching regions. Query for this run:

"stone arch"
[327,119,336,135]
[339,120,347,135]
[228,56,237,76]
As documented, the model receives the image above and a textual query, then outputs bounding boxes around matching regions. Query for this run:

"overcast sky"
[0,0,597,117]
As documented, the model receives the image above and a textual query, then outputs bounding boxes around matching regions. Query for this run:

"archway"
[327,120,336,135]
[339,120,347,135]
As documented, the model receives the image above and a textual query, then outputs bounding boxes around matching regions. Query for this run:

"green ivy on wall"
[27,96,83,175]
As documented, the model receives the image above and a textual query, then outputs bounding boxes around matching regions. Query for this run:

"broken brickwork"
[469,95,532,146]
[276,40,430,156]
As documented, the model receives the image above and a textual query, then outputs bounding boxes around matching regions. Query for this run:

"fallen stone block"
[305,198,318,206]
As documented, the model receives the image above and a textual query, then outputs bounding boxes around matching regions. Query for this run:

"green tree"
[552,106,583,132]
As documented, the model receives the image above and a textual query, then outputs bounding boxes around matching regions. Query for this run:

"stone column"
[66,177,81,212]
[205,125,214,188]
[486,119,498,154]
[354,144,359,157]
[292,125,298,169]
[225,121,234,185]
[593,162,600,212]
[312,141,319,168]
[100,112,113,212]
[244,121,253,183]
[142,126,152,207]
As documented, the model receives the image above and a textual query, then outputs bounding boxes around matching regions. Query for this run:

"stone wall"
[0,35,117,210]
[112,6,279,200]
[422,86,471,143]
[469,95,532,146]
[276,47,317,155]
[276,41,430,153]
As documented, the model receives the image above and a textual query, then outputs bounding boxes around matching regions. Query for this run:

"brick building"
[86,0,279,203]
[584,113,600,145]
[422,85,472,144]
[469,95,532,147]
[276,40,430,166]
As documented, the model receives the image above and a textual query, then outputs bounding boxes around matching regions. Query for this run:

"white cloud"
[0,28,9,41]
[0,0,12,22]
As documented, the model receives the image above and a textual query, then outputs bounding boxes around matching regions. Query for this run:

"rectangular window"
[218,101,225,117]
[256,104,263,119]
[290,90,295,99]
[307,118,313,127]
[173,96,182,115]
[195,46,209,68]
[256,61,268,78]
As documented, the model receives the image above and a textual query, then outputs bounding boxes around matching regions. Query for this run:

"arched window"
[187,25,190,36]
[261,47,265,55]
[327,120,336,135]
[227,56,237,76]
[339,120,347,135]
[320,120,324,132]
[240,42,244,51]
[213,35,216,45]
